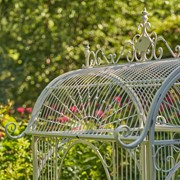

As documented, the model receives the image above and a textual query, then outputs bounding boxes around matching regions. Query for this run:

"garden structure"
[6,9,180,180]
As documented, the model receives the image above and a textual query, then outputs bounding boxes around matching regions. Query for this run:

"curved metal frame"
[5,69,84,139]
[58,139,112,180]
[147,66,180,179]
[165,162,180,180]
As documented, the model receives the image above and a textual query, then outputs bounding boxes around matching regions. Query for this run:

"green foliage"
[61,142,111,179]
[0,102,33,179]
[0,1,179,179]
[0,138,32,180]
[0,0,179,106]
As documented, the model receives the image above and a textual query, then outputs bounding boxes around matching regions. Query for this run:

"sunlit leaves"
[0,0,179,106]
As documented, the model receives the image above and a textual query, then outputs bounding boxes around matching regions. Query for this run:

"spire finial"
[84,43,90,67]
[142,8,148,24]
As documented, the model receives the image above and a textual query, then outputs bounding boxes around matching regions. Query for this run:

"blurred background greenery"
[0,0,179,107]
[0,0,179,179]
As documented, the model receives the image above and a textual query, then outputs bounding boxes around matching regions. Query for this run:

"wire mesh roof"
[23,58,179,139]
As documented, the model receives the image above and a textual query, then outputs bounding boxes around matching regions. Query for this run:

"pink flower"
[26,107,33,113]
[70,106,78,113]
[95,110,104,118]
[72,126,81,131]
[164,96,173,105]
[114,96,121,103]
[57,116,69,123]
[160,103,165,112]
[17,107,25,114]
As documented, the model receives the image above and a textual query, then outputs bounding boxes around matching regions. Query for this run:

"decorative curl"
[5,122,26,139]
[175,45,180,57]
[83,9,180,68]
[114,125,134,148]
[156,115,167,124]
[154,145,180,173]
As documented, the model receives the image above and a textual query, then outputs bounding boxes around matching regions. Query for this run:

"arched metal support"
[115,66,180,149]
[148,66,180,140]
[103,72,146,149]
[37,138,70,178]
[147,67,180,180]
[165,162,180,180]
[29,70,84,127]
[58,139,112,180]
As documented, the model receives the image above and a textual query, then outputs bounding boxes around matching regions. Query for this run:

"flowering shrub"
[40,94,133,134]
[17,107,25,114]
[114,96,121,104]
[70,106,78,113]
[56,115,70,123]
[16,107,33,116]
[95,110,104,118]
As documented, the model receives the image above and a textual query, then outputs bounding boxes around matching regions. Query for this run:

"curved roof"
[20,58,179,138]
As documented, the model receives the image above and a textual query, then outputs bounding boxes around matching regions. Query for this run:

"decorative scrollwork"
[114,125,133,148]
[154,144,180,173]
[156,115,167,124]
[83,8,180,68]
[5,122,26,139]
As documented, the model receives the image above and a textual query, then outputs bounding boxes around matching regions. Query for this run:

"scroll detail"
[83,8,180,68]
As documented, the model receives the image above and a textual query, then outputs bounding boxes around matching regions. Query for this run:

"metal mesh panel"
[28,59,179,140]
[36,137,57,179]
[34,137,141,180]
[33,80,141,136]
[20,58,179,180]
[153,142,180,179]
[156,79,180,128]
[153,78,180,179]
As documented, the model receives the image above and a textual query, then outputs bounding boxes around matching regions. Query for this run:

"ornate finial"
[83,9,180,67]
[142,8,148,24]
[83,43,90,68]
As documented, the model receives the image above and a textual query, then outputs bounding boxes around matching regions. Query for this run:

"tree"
[0,0,179,106]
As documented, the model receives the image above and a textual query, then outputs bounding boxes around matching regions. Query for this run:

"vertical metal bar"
[116,144,119,180]
[45,141,49,178]
[51,138,52,180]
[161,132,164,179]
[130,150,132,180]
[164,133,166,178]
[112,142,116,180]
[146,140,153,180]
[140,144,145,180]
[134,149,137,180]
[33,136,38,180]
[43,139,44,179]
[55,138,58,180]
[121,148,123,180]
[40,138,42,180]
[126,150,128,180]
[170,133,175,180]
